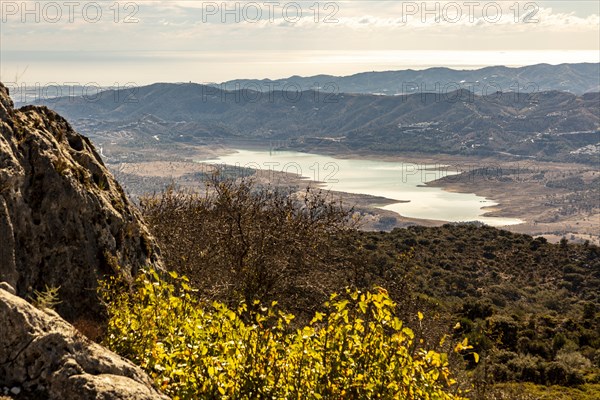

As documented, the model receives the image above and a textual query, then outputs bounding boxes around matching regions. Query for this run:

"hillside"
[30,84,600,163]
[353,225,600,396]
[219,63,600,95]
[138,181,600,397]
[355,225,600,387]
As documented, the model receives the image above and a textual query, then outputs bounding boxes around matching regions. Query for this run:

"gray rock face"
[0,82,161,322]
[0,287,169,399]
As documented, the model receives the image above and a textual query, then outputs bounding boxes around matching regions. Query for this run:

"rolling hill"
[30,83,600,163]
[217,63,600,95]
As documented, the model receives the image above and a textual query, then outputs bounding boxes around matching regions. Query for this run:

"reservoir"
[200,149,523,227]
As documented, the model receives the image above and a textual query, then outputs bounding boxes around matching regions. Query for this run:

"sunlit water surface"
[200,149,523,226]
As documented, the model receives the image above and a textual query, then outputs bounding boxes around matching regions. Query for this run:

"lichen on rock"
[0,82,162,322]
[0,286,169,399]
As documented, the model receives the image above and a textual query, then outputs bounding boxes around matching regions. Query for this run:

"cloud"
[1,1,598,83]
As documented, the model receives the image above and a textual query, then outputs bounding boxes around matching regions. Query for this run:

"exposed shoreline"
[107,143,599,244]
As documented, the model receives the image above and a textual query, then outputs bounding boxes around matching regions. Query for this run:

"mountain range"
[28,82,600,163]
[215,63,600,95]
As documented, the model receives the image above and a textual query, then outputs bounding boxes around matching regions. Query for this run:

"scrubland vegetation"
[101,270,468,399]
[99,174,599,398]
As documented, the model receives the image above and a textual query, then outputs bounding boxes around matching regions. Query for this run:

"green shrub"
[507,355,545,384]
[101,269,468,399]
[556,349,593,371]
[31,285,61,310]
[544,362,568,385]
[486,382,600,400]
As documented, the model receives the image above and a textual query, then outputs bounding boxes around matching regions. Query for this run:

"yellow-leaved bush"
[100,269,467,399]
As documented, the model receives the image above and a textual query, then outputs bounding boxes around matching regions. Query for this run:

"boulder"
[0,286,169,399]
[0,82,161,322]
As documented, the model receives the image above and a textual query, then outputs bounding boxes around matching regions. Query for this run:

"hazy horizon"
[3,51,600,86]
[2,1,599,85]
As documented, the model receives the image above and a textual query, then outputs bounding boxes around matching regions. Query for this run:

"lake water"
[200,149,523,226]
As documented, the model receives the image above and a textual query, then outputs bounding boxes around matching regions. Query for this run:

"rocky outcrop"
[0,82,161,322]
[0,286,169,399]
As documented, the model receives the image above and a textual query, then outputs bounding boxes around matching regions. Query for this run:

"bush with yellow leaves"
[101,269,468,399]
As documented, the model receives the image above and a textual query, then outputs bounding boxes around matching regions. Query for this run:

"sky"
[1,0,599,85]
